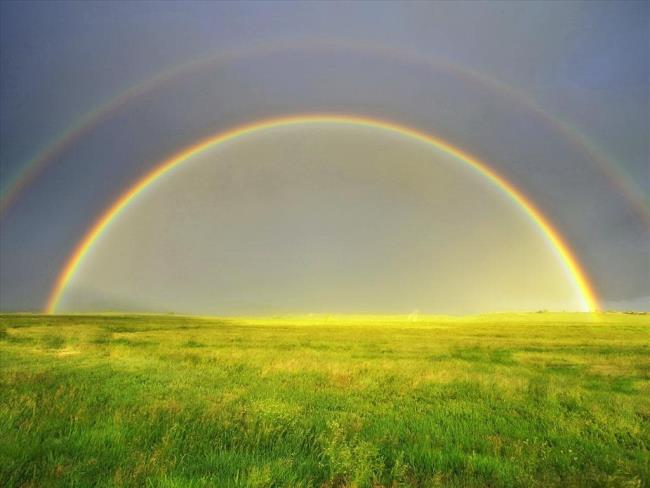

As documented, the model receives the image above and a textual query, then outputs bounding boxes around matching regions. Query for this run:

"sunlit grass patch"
[41,334,66,349]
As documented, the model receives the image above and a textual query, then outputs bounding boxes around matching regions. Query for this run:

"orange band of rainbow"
[46,114,600,313]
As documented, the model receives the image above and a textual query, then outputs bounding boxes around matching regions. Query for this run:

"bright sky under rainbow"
[46,114,600,313]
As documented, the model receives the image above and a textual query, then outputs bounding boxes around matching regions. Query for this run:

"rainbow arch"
[45,114,600,313]
[2,39,648,227]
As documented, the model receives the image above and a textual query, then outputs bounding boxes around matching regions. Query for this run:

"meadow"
[0,313,648,487]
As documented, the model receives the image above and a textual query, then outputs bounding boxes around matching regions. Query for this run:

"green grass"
[0,313,648,487]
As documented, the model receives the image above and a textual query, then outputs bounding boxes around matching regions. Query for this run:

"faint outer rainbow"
[3,40,648,227]
[0,41,281,216]
[45,114,600,313]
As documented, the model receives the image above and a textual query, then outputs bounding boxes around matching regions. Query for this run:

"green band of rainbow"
[46,114,600,313]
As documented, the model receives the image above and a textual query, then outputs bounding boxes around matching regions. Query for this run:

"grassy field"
[0,313,648,487]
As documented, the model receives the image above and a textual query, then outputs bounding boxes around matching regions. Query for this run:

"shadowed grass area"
[0,313,648,487]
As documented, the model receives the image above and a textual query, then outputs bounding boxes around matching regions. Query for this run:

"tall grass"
[1,313,648,487]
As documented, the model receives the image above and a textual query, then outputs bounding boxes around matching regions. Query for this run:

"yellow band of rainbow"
[45,114,600,313]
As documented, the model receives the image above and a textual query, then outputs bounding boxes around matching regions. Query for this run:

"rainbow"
[46,114,600,313]
[2,40,648,227]
[0,41,283,216]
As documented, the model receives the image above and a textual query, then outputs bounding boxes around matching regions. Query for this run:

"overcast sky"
[1,0,648,313]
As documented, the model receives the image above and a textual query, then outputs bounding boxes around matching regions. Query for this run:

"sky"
[0,0,648,313]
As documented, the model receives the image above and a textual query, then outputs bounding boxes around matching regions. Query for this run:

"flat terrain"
[1,313,648,487]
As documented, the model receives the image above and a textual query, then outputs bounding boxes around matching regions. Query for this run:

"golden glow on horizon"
[45,114,600,313]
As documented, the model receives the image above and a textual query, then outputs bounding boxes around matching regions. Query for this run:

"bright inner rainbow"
[45,114,600,313]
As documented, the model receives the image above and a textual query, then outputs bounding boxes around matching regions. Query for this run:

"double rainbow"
[45,114,600,313]
[3,40,648,226]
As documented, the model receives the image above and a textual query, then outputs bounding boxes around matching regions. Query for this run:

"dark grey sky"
[1,0,648,312]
